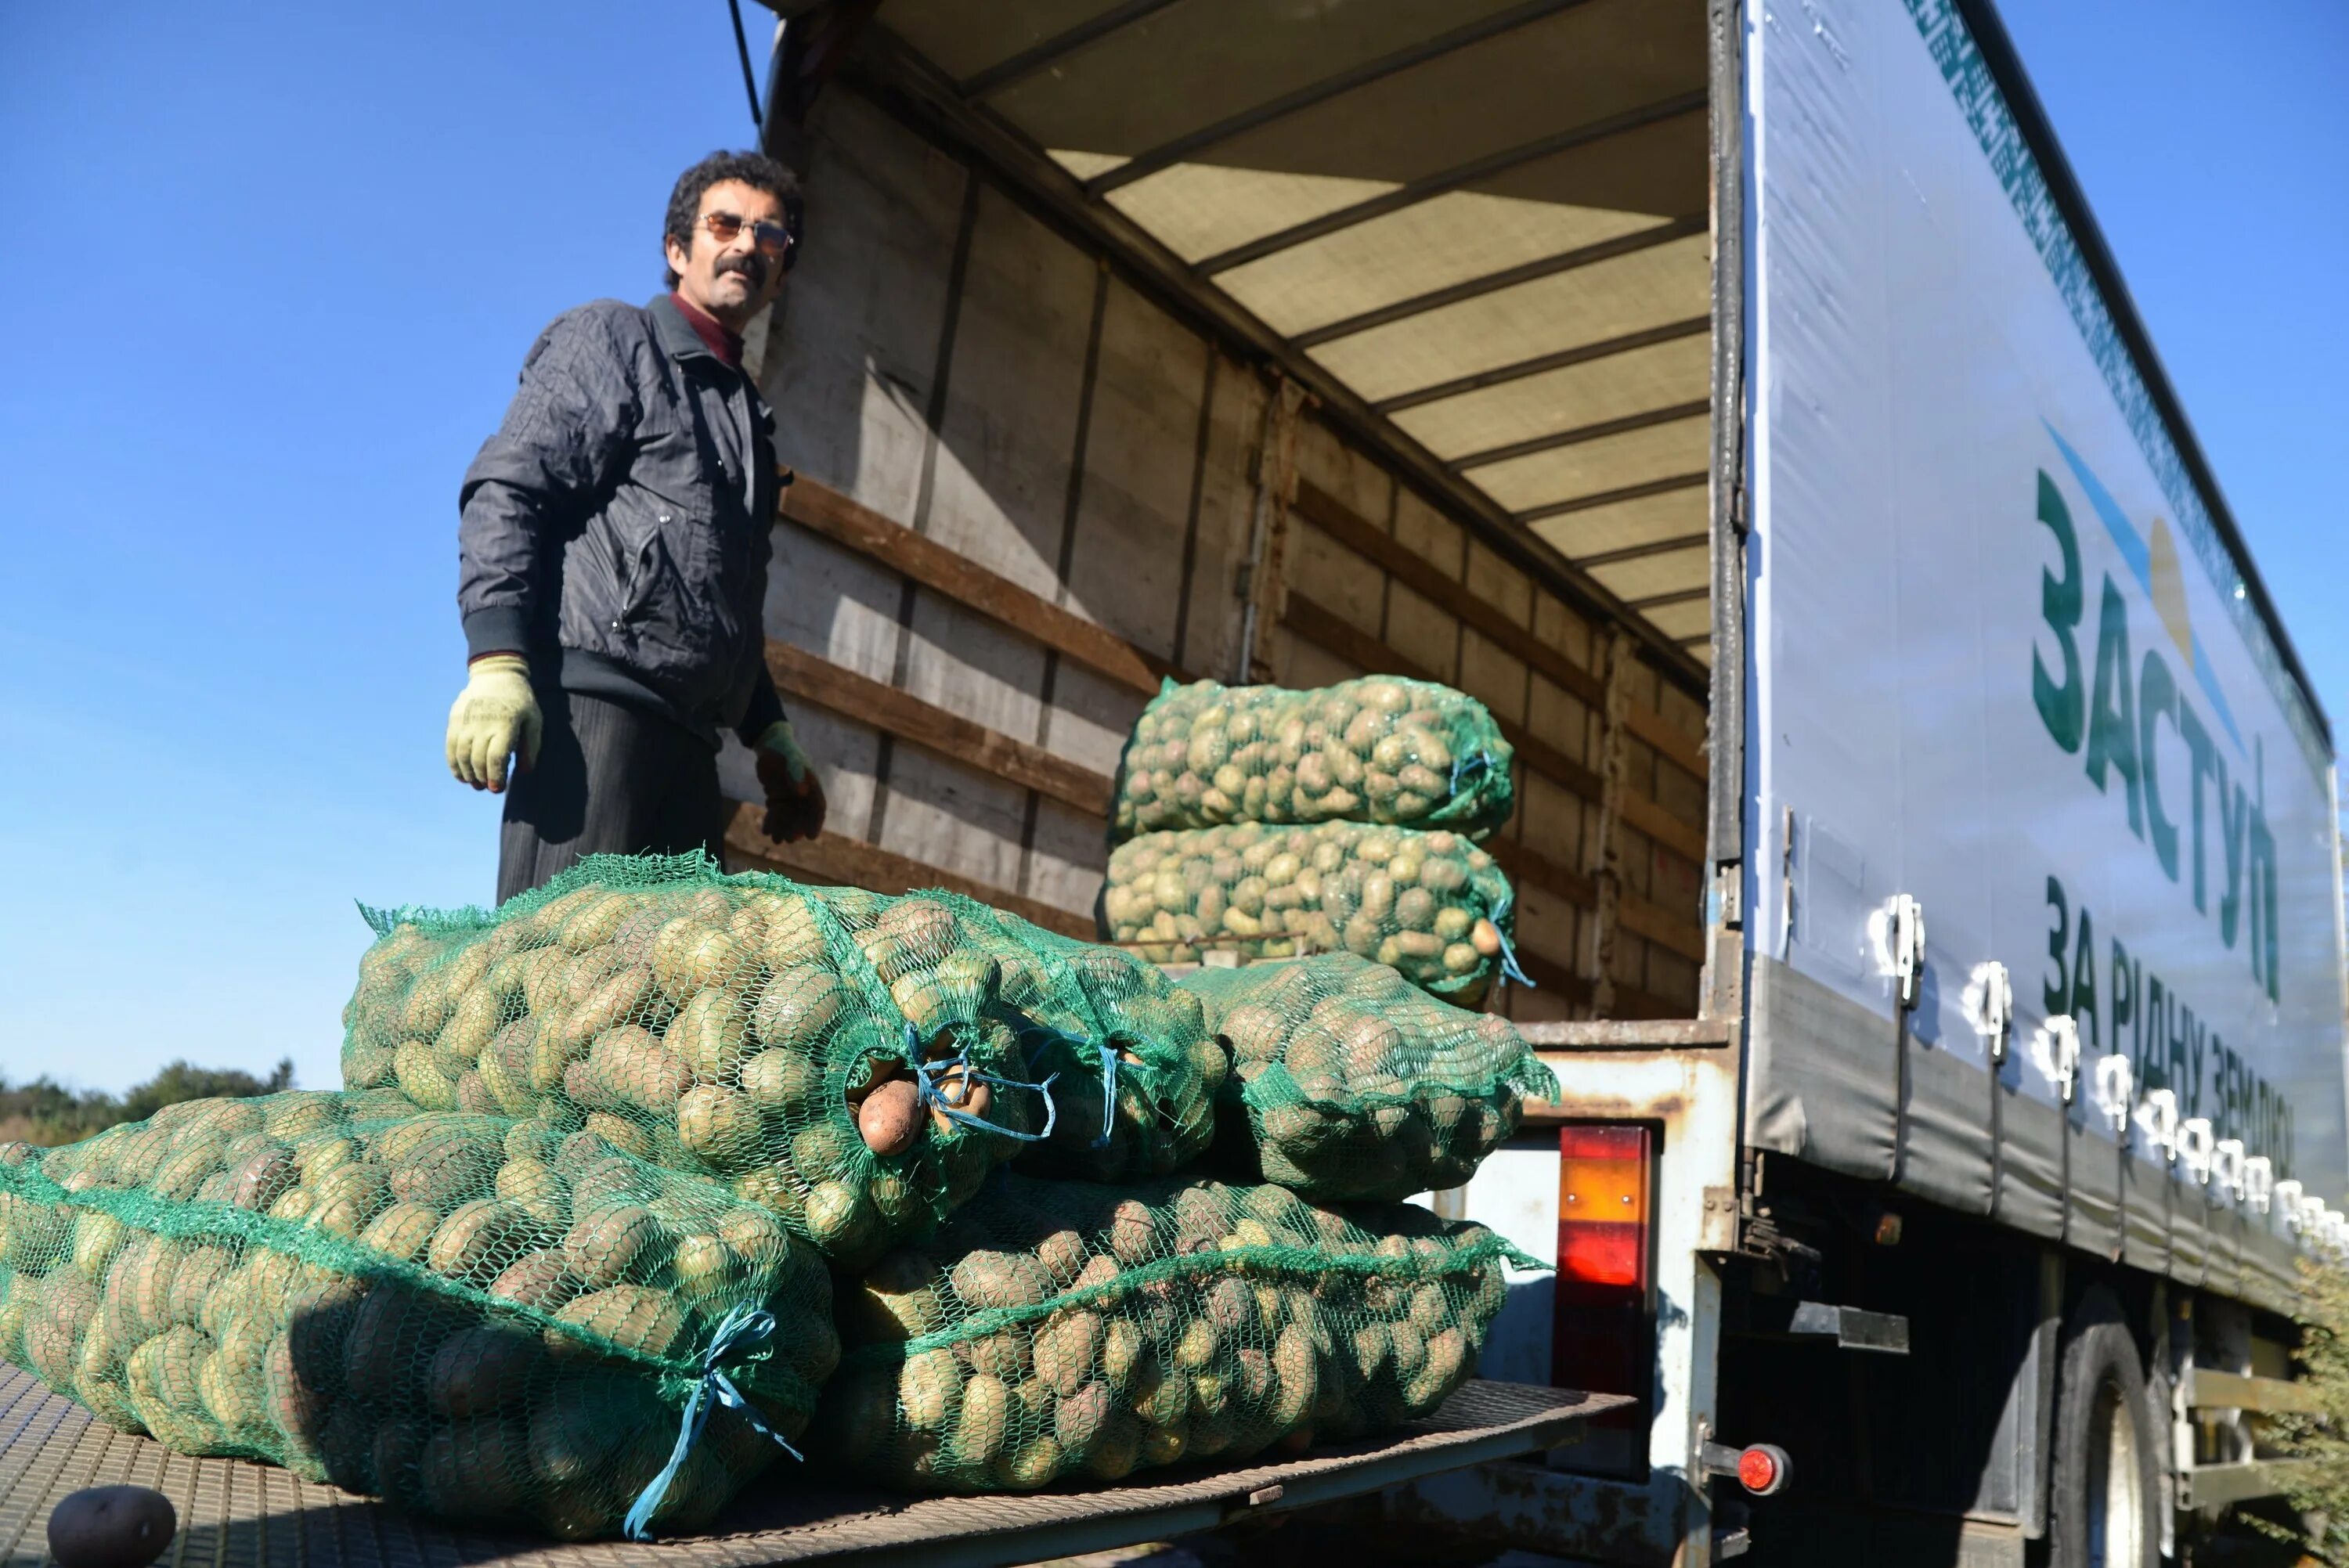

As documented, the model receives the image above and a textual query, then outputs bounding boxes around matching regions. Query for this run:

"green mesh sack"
[813,1173,1530,1492]
[0,1094,836,1540]
[343,852,1214,1265]
[1111,676,1514,841]
[1175,955,1557,1202]
[1003,932,1228,1184]
[1099,823,1523,1004]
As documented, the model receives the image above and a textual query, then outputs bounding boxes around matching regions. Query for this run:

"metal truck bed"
[0,1370,1620,1568]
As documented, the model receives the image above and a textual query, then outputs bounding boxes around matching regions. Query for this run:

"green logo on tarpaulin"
[2031,433,2278,1005]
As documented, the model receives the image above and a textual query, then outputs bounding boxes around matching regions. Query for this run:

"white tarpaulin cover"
[1743,0,2347,1287]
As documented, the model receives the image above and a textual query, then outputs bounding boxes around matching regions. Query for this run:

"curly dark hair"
[662,150,803,289]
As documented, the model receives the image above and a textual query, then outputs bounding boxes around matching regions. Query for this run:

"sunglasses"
[700,211,799,269]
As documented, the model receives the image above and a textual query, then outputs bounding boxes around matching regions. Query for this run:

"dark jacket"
[458,294,785,747]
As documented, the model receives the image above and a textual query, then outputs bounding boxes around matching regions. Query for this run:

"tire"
[2048,1296,2161,1568]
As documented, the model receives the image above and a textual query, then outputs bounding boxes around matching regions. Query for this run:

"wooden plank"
[1623,705,1707,781]
[1298,478,1709,784]
[1506,949,1683,1019]
[1283,592,1604,801]
[1485,836,1595,909]
[1618,890,1706,963]
[1482,806,1705,965]
[1508,946,1593,1007]
[781,475,1180,697]
[722,806,1095,939]
[1295,478,1604,707]
[1620,790,1708,864]
[767,640,1113,816]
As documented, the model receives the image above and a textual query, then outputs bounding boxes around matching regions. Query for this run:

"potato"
[197,1314,272,1435]
[489,1156,569,1232]
[68,1213,127,1283]
[738,1047,817,1109]
[419,1418,534,1521]
[751,968,843,1052]
[428,1322,547,1418]
[856,1076,922,1157]
[307,1162,390,1237]
[805,1181,877,1255]
[45,1485,177,1568]
[951,1373,1012,1465]
[563,1205,660,1289]
[673,987,752,1081]
[546,1282,689,1358]
[581,1112,652,1160]
[486,1249,579,1311]
[899,1347,962,1431]
[125,1325,215,1441]
[425,1199,521,1281]
[356,1201,442,1264]
[557,890,632,953]
[388,1137,496,1213]
[581,1026,691,1116]
[392,1040,460,1111]
[341,1285,442,1404]
[677,1084,763,1166]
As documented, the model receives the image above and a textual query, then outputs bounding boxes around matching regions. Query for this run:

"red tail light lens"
[1552,1123,1654,1477]
[1557,1123,1652,1292]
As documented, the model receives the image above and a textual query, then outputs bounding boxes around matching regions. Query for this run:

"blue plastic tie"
[1449,749,1495,796]
[622,1304,802,1542]
[1094,1042,1120,1150]
[907,1025,1060,1142]
[1496,926,1535,989]
[1489,892,1533,990]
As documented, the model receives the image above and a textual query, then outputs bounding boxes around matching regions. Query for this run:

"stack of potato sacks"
[0,687,1552,1536]
[1098,676,1521,1006]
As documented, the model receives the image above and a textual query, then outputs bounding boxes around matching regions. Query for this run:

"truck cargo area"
[738,0,1726,1030]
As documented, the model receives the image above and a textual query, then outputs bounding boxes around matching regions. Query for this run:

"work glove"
[446,653,543,794]
[754,719,828,843]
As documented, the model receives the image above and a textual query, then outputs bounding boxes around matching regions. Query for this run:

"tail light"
[1552,1123,1655,1476]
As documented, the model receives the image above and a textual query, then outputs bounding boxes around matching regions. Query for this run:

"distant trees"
[0,1058,295,1145]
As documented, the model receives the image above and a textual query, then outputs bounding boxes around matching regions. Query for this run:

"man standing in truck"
[445,150,825,901]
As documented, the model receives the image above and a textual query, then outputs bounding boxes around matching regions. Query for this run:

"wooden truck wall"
[723,88,1708,1022]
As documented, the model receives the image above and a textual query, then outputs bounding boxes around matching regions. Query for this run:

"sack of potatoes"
[342,854,1215,1267]
[1099,823,1517,1006]
[1175,954,1558,1202]
[813,1172,1528,1494]
[0,1095,835,1538]
[1111,676,1514,842]
[1001,932,1230,1184]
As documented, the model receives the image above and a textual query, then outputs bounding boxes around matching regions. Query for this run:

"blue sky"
[1,2,2343,1094]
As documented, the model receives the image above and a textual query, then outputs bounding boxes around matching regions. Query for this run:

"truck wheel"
[2048,1299,2160,1568]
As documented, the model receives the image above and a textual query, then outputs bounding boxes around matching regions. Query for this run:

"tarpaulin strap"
[907,1025,1059,1142]
[623,1304,801,1541]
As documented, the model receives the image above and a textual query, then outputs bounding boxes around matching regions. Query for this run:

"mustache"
[716,254,767,286]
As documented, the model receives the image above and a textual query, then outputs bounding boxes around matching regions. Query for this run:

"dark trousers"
[497,688,725,904]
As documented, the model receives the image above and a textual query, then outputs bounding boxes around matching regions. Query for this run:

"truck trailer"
[709,1,2349,1563]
